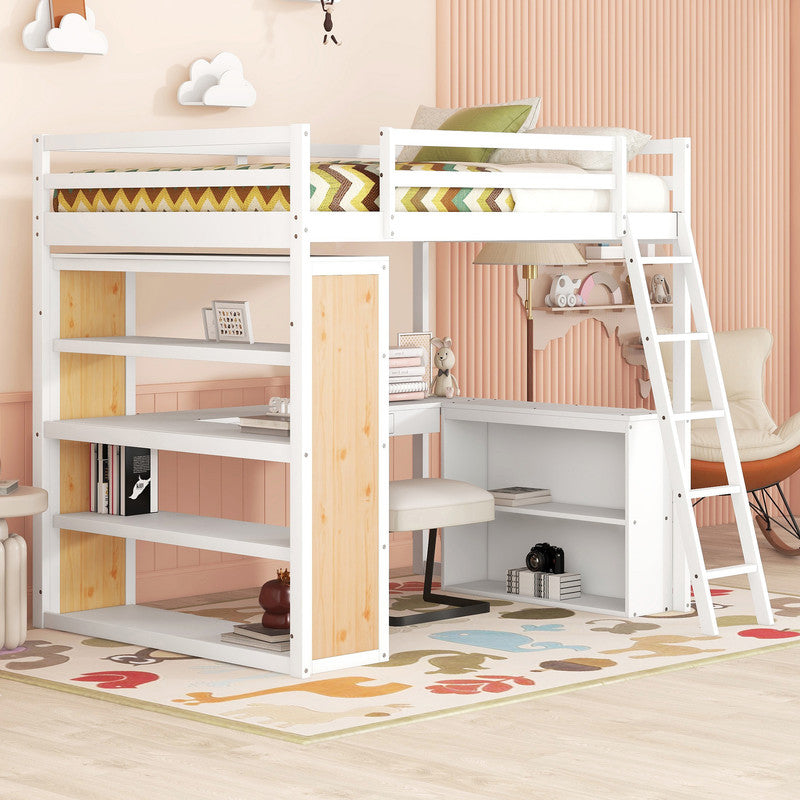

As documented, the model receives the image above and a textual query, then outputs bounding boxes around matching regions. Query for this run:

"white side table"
[0,487,47,650]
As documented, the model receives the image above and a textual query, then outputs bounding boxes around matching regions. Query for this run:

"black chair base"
[389,527,491,627]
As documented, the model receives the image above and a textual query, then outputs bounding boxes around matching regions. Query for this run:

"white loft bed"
[32,125,694,677]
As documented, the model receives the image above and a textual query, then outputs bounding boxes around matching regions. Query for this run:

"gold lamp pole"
[473,242,587,401]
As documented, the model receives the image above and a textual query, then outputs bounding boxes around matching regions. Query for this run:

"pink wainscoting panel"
[435,0,791,526]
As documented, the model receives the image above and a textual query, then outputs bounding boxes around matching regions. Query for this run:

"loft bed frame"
[32,125,692,677]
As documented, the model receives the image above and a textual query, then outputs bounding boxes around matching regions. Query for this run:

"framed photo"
[201,307,218,341]
[397,331,434,392]
[213,300,254,344]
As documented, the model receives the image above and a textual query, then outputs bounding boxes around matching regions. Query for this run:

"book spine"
[388,347,426,359]
[150,449,159,512]
[388,381,427,394]
[388,357,423,368]
[90,443,97,513]
[119,445,126,515]
[388,391,426,402]
[388,366,426,378]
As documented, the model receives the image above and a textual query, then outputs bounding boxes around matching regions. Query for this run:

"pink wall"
[435,0,791,526]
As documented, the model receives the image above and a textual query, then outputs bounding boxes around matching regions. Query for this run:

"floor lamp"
[473,242,586,401]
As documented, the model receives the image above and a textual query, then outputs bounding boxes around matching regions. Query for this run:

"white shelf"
[55,336,290,366]
[495,501,626,526]
[54,511,290,560]
[43,605,291,672]
[447,579,625,616]
[44,405,291,461]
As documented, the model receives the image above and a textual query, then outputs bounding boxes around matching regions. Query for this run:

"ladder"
[622,213,774,636]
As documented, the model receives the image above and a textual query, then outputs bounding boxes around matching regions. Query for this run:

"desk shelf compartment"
[440,403,672,618]
[42,605,291,672]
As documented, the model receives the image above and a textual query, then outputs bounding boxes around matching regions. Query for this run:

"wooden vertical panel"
[59,271,126,612]
[312,275,379,660]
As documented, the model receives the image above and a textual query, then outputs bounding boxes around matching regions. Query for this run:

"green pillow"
[412,104,531,163]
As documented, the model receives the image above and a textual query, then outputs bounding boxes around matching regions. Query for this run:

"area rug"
[2,581,800,744]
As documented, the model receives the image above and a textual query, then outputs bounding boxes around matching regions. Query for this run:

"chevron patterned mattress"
[54,161,515,213]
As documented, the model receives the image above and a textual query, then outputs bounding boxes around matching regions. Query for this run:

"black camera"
[525,542,565,574]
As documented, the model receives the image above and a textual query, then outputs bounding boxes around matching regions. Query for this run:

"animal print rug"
[2,582,799,743]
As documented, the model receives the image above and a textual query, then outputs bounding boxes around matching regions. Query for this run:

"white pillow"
[488,126,651,169]
[397,98,542,162]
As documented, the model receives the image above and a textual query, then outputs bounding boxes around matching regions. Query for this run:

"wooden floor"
[2,526,799,799]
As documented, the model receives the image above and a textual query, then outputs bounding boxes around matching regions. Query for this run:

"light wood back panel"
[60,271,127,612]
[312,275,379,660]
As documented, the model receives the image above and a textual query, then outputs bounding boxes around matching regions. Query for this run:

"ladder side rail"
[622,228,719,635]
[676,218,774,625]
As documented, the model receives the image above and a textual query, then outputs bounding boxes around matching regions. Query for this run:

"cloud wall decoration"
[23,1,108,54]
[178,53,257,108]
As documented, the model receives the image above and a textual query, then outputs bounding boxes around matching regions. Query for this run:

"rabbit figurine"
[650,274,672,304]
[431,337,460,398]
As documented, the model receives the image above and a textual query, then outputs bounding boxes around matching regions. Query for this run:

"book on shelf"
[388,365,427,379]
[220,632,291,651]
[494,495,551,507]
[120,446,158,515]
[0,479,19,496]
[232,623,290,643]
[389,346,426,359]
[389,390,426,402]
[389,381,428,394]
[506,567,581,600]
[92,444,158,516]
[239,413,290,436]
[489,486,550,501]
[388,356,423,368]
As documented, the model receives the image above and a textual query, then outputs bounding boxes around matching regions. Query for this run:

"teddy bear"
[431,337,460,398]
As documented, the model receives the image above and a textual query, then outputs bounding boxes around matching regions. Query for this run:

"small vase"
[258,568,290,630]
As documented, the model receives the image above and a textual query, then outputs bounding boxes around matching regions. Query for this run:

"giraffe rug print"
[2,583,800,743]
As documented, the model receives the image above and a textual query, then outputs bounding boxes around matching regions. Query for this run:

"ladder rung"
[706,564,758,580]
[640,256,693,265]
[689,485,743,500]
[672,410,725,422]
[655,333,710,343]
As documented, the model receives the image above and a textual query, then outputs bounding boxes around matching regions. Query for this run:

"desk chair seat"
[389,478,494,626]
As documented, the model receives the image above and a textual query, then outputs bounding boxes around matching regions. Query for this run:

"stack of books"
[220,623,291,651]
[489,486,551,507]
[506,567,582,601]
[0,479,19,496]
[389,346,428,402]
[90,445,158,516]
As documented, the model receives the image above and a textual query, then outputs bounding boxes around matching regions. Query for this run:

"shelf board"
[44,405,292,461]
[533,304,672,313]
[54,511,290,560]
[447,579,626,616]
[495,501,625,526]
[43,605,291,672]
[55,336,290,366]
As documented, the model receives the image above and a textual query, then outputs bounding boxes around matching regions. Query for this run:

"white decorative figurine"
[649,274,672,304]
[544,274,584,308]
[431,337,460,398]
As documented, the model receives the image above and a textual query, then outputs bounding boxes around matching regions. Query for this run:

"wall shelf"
[495,501,625,526]
[533,304,673,313]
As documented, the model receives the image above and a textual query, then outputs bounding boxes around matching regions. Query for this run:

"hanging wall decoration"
[23,0,108,55]
[177,53,257,108]
[286,0,342,45]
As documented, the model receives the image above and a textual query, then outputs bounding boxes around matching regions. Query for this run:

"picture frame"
[397,331,434,392]
[213,300,255,344]
[201,307,218,341]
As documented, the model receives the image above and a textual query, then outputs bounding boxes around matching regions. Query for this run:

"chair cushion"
[389,479,495,532]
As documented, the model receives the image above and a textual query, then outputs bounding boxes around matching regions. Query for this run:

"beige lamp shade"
[473,241,586,267]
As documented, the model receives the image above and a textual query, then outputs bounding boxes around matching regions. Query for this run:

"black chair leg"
[389,528,490,626]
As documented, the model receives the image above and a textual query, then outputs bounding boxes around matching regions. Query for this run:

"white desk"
[437,399,678,617]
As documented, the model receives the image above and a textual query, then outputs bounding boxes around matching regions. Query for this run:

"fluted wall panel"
[436,0,790,526]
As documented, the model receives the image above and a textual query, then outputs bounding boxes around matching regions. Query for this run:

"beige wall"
[1,0,436,392]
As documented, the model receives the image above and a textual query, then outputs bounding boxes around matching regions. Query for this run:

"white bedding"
[500,162,671,213]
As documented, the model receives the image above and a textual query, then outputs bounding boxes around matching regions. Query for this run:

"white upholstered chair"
[389,478,494,625]
[662,328,800,554]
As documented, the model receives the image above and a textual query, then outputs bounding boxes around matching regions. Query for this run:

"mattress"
[54,160,670,214]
